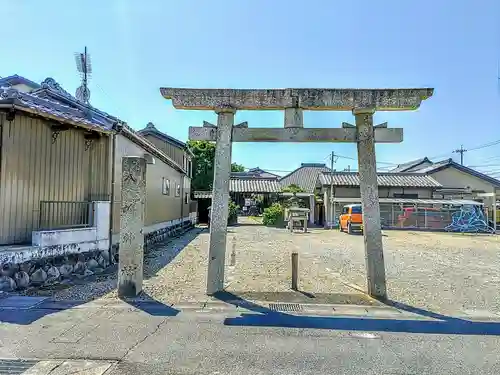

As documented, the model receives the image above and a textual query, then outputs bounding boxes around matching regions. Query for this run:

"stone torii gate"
[161,88,433,299]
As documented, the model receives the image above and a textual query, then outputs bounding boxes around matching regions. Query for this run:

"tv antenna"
[75,46,92,104]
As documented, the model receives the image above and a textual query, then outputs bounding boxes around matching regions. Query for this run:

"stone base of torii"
[159,87,433,300]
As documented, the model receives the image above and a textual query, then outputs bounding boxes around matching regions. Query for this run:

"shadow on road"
[213,291,500,336]
[0,292,179,325]
[120,292,180,317]
[0,228,201,324]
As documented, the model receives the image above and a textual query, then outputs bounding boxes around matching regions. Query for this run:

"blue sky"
[2,0,500,176]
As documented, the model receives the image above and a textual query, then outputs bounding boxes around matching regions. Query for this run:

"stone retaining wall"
[0,221,194,292]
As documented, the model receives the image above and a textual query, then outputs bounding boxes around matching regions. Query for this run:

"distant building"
[390,157,500,225]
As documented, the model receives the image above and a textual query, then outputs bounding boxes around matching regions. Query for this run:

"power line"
[467,164,500,168]
[328,153,398,166]
[467,139,500,151]
[426,140,500,165]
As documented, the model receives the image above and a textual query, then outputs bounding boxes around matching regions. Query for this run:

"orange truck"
[339,204,363,234]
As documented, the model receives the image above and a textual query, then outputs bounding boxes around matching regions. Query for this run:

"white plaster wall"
[1,202,111,266]
[429,167,495,193]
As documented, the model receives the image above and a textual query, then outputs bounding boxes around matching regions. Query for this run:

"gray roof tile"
[0,78,116,132]
[193,191,213,199]
[319,172,442,187]
[138,122,189,150]
[0,75,186,173]
[193,178,281,198]
[280,163,331,192]
[390,157,431,172]
[230,178,281,193]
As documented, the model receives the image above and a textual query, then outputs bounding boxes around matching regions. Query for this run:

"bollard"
[230,236,236,266]
[291,252,298,290]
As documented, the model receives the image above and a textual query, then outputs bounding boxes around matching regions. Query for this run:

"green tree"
[281,184,305,193]
[187,140,246,191]
[231,163,245,172]
[187,141,216,191]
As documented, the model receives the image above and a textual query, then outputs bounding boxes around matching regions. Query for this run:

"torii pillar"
[161,88,434,299]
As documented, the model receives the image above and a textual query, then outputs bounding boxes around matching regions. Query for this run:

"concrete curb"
[1,296,499,322]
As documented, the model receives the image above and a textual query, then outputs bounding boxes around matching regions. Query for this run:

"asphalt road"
[1,302,500,374]
[110,312,500,375]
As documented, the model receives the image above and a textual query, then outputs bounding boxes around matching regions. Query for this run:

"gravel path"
[314,229,500,314]
[224,221,368,305]
[50,228,208,303]
[41,218,500,315]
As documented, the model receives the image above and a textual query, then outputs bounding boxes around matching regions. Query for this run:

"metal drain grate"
[268,303,303,312]
[0,359,38,374]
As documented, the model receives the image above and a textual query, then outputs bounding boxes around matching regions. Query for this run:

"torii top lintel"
[160,88,434,111]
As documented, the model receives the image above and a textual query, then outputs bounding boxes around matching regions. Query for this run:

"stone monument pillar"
[207,108,235,294]
[354,109,387,299]
[118,156,147,298]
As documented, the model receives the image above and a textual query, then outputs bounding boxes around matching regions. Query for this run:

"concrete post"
[118,156,147,298]
[291,252,298,290]
[206,108,235,295]
[93,201,111,241]
[323,191,329,228]
[493,194,497,232]
[354,109,387,300]
[230,235,236,266]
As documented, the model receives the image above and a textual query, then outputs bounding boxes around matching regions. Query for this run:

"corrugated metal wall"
[143,135,185,166]
[0,113,110,245]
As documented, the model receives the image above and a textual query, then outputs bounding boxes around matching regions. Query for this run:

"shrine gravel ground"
[24,217,500,317]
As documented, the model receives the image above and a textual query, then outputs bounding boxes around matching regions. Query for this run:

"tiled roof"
[193,177,282,198]
[0,75,186,173]
[231,178,281,193]
[193,191,212,199]
[231,169,279,179]
[247,167,281,179]
[0,77,116,133]
[138,122,192,154]
[416,159,500,187]
[319,172,442,188]
[414,159,450,174]
[0,74,41,90]
[280,163,331,193]
[390,157,431,172]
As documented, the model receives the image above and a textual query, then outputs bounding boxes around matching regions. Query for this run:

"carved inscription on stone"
[161,88,434,111]
[118,156,147,298]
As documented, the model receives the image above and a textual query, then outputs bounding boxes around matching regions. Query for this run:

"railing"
[38,201,95,231]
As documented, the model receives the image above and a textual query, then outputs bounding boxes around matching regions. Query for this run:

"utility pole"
[330,151,335,229]
[453,145,467,165]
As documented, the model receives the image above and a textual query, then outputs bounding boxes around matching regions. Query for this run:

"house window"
[162,178,170,195]
[175,183,181,197]
[184,192,189,204]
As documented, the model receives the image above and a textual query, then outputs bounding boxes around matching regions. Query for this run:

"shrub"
[263,203,284,227]
[228,200,239,225]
